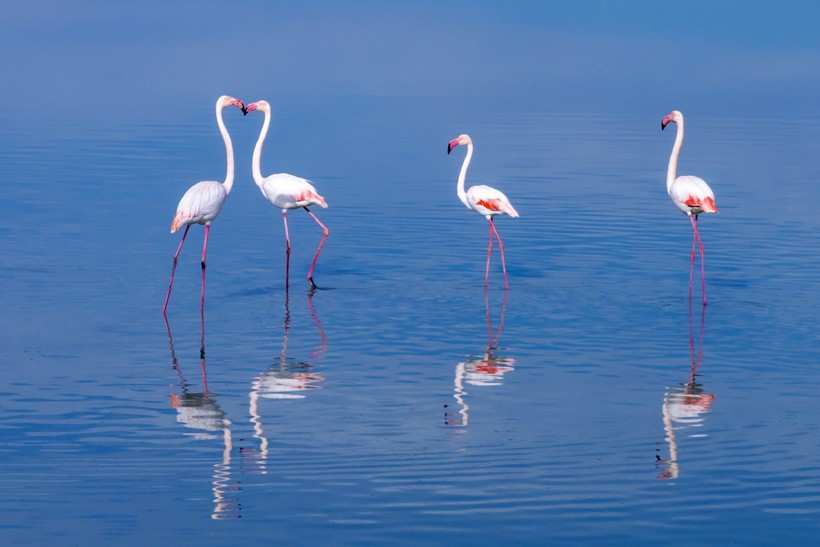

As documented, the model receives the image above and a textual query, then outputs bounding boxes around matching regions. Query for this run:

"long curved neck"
[457,142,473,208]
[252,108,271,185]
[667,119,684,192]
[216,104,235,194]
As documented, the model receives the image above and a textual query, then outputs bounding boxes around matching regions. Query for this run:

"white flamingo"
[244,100,329,290]
[661,110,719,304]
[162,95,244,315]
[448,134,519,288]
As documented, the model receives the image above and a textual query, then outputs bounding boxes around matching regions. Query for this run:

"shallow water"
[1,97,819,544]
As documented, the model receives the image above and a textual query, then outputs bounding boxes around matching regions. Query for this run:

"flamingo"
[244,100,329,290]
[162,95,245,315]
[447,134,519,288]
[661,110,719,305]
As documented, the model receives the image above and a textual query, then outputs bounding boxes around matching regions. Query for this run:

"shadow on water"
[445,288,515,433]
[656,302,717,480]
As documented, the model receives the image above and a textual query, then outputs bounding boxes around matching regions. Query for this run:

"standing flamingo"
[244,100,329,290]
[661,110,719,305]
[162,95,245,315]
[447,134,519,288]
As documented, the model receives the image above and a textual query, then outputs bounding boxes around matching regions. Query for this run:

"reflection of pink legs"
[485,221,493,288]
[304,207,329,289]
[689,215,707,305]
[200,225,209,312]
[163,225,191,314]
[484,287,509,349]
[282,211,291,290]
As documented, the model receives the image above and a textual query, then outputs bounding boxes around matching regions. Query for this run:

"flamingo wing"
[260,173,328,210]
[466,185,519,218]
[171,181,228,232]
[669,176,718,215]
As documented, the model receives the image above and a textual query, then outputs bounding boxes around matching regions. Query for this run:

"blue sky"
[3,1,819,120]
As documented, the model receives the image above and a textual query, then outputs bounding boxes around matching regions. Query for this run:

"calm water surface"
[1,98,819,544]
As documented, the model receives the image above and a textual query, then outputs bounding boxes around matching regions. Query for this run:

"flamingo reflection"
[246,290,327,472]
[656,303,716,480]
[445,289,514,430]
[164,314,241,520]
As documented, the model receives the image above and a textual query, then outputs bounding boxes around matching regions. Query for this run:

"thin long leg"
[201,224,210,313]
[689,218,696,301]
[485,220,493,288]
[489,218,509,289]
[690,215,707,305]
[282,211,291,290]
[304,206,329,289]
[163,224,190,315]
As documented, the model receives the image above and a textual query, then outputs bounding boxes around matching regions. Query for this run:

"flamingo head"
[244,100,270,116]
[661,110,683,130]
[447,134,472,154]
[218,95,245,112]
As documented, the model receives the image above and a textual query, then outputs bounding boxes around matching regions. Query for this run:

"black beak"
[242,106,249,116]
[447,144,453,155]
[661,121,667,130]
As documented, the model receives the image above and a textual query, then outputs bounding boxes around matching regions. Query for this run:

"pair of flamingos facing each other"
[161,96,719,315]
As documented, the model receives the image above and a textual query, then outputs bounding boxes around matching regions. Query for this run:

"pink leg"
[282,211,291,290]
[689,215,707,305]
[485,220,493,288]
[689,219,696,301]
[489,218,509,289]
[304,207,329,289]
[163,224,190,315]
[200,224,210,312]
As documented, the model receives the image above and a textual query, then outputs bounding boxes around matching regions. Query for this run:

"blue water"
[2,96,819,545]
[3,3,820,545]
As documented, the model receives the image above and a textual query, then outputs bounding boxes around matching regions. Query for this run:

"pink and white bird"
[448,134,519,289]
[244,100,329,290]
[162,95,245,315]
[661,110,719,305]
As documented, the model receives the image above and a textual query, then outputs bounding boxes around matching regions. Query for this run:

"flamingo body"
[171,181,230,233]
[245,100,330,289]
[661,110,718,304]
[668,175,718,216]
[162,95,244,314]
[465,184,519,219]
[448,133,518,288]
[256,173,328,211]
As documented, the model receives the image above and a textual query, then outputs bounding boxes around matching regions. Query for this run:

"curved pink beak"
[661,115,672,130]
[447,138,460,154]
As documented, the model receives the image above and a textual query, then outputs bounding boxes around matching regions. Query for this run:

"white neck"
[252,107,271,186]
[216,103,235,194]
[456,142,473,208]
[667,118,684,193]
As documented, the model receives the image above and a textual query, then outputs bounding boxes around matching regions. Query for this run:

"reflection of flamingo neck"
[659,398,679,480]
[212,428,242,519]
[452,362,469,427]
